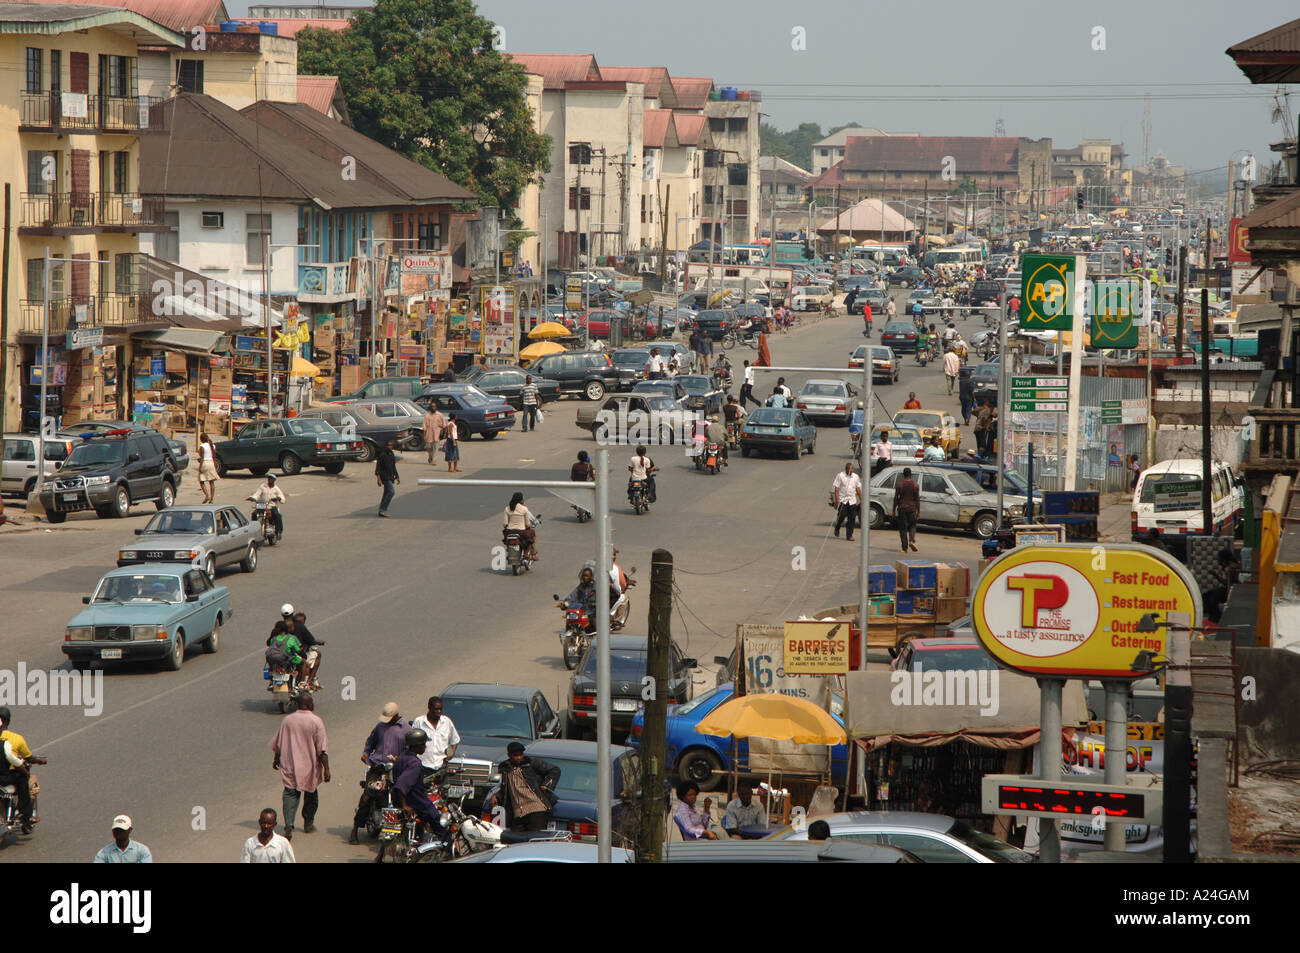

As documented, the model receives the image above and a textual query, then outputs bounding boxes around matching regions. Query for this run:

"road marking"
[37,583,405,751]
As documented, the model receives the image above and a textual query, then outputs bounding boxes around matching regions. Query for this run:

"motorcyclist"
[628,445,658,504]
[265,619,309,687]
[0,707,44,835]
[291,610,325,691]
[714,351,733,387]
[558,564,600,631]
[705,415,729,466]
[609,548,635,628]
[247,474,285,540]
[503,492,539,560]
[386,729,448,859]
[569,451,594,520]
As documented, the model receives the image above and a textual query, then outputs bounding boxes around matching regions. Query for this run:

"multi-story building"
[810,126,920,177]
[643,108,712,253]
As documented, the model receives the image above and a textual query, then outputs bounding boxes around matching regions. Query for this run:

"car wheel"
[322,462,345,475]
[741,445,752,457]
[155,481,175,511]
[204,617,220,654]
[868,504,885,528]
[249,466,270,477]
[23,478,36,496]
[481,430,498,440]
[111,485,131,519]
[677,748,723,791]
[204,554,217,580]
[241,544,258,573]
[214,455,228,478]
[46,510,68,524]
[789,442,800,460]
[584,380,606,401]
[355,441,375,463]
[972,511,998,540]
[163,632,184,671]
[807,438,816,455]
[279,452,302,476]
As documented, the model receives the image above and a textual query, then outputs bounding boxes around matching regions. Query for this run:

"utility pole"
[0,184,10,438]
[659,183,670,288]
[1175,245,1187,357]
[1200,289,1212,537]
[639,548,673,862]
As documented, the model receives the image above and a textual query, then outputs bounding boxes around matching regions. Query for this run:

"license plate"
[63,493,78,501]
[753,426,781,434]
[613,699,637,712]
[100,648,122,659]
[445,784,473,799]
[334,443,345,451]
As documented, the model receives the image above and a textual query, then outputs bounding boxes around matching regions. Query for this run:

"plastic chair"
[806,785,840,820]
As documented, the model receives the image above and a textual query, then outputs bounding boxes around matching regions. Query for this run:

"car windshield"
[677,377,710,394]
[459,389,494,408]
[697,310,727,320]
[443,698,533,738]
[144,510,215,535]
[288,419,336,436]
[747,409,792,425]
[64,441,126,467]
[946,471,985,494]
[675,687,724,716]
[910,647,999,671]
[1003,470,1030,495]
[646,397,678,412]
[583,647,645,679]
[801,383,844,397]
[544,757,602,798]
[1139,472,1201,503]
[949,820,1036,862]
[613,351,648,365]
[93,574,182,603]
[894,412,942,429]
[884,323,914,333]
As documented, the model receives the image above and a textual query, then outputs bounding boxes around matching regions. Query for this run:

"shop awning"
[133,327,226,356]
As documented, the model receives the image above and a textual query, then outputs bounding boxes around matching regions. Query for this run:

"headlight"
[65,626,93,642]
[85,475,112,485]
[173,549,199,560]
[133,624,166,641]
[1005,505,1025,518]
[118,551,135,561]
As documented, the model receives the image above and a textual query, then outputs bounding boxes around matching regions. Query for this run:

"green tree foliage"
[950,176,980,195]
[296,0,550,222]
[759,121,824,171]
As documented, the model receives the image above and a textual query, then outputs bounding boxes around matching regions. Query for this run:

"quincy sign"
[971,543,1201,678]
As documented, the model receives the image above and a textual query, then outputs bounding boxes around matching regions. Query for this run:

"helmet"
[280,603,295,618]
[405,728,428,748]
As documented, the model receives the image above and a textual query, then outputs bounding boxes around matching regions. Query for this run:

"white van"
[1131,458,1244,542]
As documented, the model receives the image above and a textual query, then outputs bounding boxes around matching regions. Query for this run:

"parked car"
[116,504,261,579]
[466,368,562,410]
[925,460,1036,503]
[526,351,635,401]
[575,393,684,441]
[672,375,725,416]
[890,637,997,672]
[566,634,696,739]
[449,842,636,863]
[866,465,1023,539]
[499,739,644,846]
[880,321,919,353]
[37,428,182,523]
[890,409,961,456]
[766,811,1036,863]
[739,407,817,459]
[342,398,432,441]
[331,376,425,402]
[663,840,920,863]
[439,683,561,810]
[296,404,414,462]
[213,418,364,476]
[652,341,697,373]
[62,564,232,671]
[790,286,832,311]
[2,432,75,497]
[794,379,857,425]
[576,309,619,339]
[691,308,736,341]
[627,682,848,792]
[889,266,926,288]
[57,422,190,471]
[849,345,900,384]
[609,348,654,382]
[411,384,517,439]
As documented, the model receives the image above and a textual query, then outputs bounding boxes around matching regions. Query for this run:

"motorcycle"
[572,505,592,523]
[725,421,740,451]
[628,478,651,515]
[264,660,305,713]
[251,502,280,547]
[0,757,43,843]
[555,597,594,670]
[503,517,539,576]
[694,440,723,475]
[917,343,929,367]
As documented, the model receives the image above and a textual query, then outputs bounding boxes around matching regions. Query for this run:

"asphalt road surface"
[0,296,993,862]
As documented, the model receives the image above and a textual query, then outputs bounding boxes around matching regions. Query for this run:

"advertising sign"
[1151,479,1201,512]
[1090,278,1140,349]
[565,275,583,311]
[66,327,104,350]
[1019,254,1077,330]
[740,626,830,774]
[401,253,452,289]
[1227,217,1250,264]
[782,621,850,674]
[480,285,517,360]
[971,543,1201,678]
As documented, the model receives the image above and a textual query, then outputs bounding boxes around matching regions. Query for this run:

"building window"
[177,59,204,94]
[568,143,592,165]
[640,195,646,224]
[114,253,137,294]
[27,258,66,301]
[201,211,223,228]
[246,213,271,265]
[708,118,725,132]
[393,213,405,241]
[50,50,61,98]
[104,55,135,98]
[25,48,42,94]
[26,150,57,194]
[417,217,440,251]
[568,187,591,211]
[335,218,345,260]
[819,148,829,157]
[703,150,719,168]
[727,164,748,187]
[728,117,747,133]
[156,211,179,262]
[113,151,129,193]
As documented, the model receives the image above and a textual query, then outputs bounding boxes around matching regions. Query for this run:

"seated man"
[672,781,718,840]
[722,783,768,838]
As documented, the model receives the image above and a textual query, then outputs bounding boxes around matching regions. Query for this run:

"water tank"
[218,20,238,32]
[721,87,738,101]
[259,21,278,35]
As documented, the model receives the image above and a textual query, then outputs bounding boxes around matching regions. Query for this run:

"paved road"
[0,295,993,862]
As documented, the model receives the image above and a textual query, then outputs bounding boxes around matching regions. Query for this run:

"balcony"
[297,261,353,303]
[18,295,160,338]
[19,92,166,133]
[19,192,167,234]
[1244,406,1300,473]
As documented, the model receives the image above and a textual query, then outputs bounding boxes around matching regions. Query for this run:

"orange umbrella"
[757,332,771,368]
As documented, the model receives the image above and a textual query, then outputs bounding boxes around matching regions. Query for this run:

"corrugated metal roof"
[1240,187,1300,229]
[0,2,185,41]
[296,74,349,124]
[1227,17,1300,55]
[671,112,707,146]
[817,198,915,233]
[814,126,918,147]
[842,135,1022,174]
[601,66,673,102]
[505,53,601,90]
[3,0,227,32]
[643,108,672,149]
[669,76,713,109]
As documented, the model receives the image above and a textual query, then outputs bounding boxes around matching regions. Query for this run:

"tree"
[297,0,550,223]
[950,177,979,195]
[759,121,823,171]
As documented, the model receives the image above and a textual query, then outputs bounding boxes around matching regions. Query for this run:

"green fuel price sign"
[1020,254,1076,331]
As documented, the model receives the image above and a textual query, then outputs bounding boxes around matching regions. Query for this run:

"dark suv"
[38,428,181,523]
[969,281,1004,308]
[529,351,635,401]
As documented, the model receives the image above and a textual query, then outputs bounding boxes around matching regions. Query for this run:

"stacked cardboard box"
[895,559,937,629]
[934,562,970,624]
[338,364,368,395]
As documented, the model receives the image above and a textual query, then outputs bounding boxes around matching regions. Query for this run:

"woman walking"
[443,414,461,473]
[198,433,219,503]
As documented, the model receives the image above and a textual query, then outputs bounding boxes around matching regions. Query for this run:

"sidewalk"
[1097,491,1132,543]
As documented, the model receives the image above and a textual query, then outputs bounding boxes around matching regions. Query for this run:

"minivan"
[2,433,74,497]
[1131,458,1244,543]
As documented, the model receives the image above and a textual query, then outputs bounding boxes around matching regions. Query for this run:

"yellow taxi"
[892,409,961,457]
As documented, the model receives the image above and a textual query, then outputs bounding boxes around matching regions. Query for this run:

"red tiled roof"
[672,112,707,145]
[6,0,228,32]
[601,66,676,104]
[505,53,601,89]
[643,108,672,149]
[841,135,1021,174]
[670,76,713,109]
[297,74,346,121]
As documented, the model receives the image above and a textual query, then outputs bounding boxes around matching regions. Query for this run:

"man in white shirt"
[740,360,759,409]
[776,377,792,401]
[241,808,296,863]
[871,429,894,476]
[923,437,947,462]
[829,461,863,541]
[409,696,460,781]
[646,348,666,380]
[723,784,768,837]
[246,474,286,539]
[942,347,962,395]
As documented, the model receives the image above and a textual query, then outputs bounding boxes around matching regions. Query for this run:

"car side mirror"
[134,528,145,535]
[82,596,91,604]
[681,658,698,670]
[186,593,199,602]
[54,461,62,470]
[713,655,730,667]
[887,646,899,659]
[128,452,141,462]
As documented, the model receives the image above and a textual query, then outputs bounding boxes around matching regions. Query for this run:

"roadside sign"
[565,275,583,310]
[1009,375,1068,413]
[66,327,104,350]
[782,621,850,674]
[971,542,1202,678]
[1151,479,1201,512]
[1100,399,1148,425]
[1020,254,1076,330]
[982,774,1162,823]
[1091,278,1141,349]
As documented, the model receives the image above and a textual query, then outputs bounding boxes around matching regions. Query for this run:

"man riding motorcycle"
[383,729,449,861]
[247,474,286,540]
[0,707,44,835]
[265,617,308,688]
[558,563,621,632]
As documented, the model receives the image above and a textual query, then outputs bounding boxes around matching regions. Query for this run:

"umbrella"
[528,322,571,339]
[696,693,846,745]
[290,355,320,377]
[519,340,566,362]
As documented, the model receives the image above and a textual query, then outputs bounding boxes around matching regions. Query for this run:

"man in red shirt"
[862,301,873,337]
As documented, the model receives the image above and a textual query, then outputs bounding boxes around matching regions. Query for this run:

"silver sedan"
[116,504,261,579]
[794,379,857,425]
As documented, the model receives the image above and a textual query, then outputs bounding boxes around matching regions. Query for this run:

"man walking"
[269,693,329,839]
[375,440,399,518]
[740,360,759,409]
[958,368,975,425]
[893,466,920,553]
[830,461,863,541]
[422,403,446,464]
[862,299,873,337]
[520,375,541,432]
[943,345,962,396]
[699,329,713,374]
[974,400,993,457]
[486,741,561,832]
[241,808,296,863]
[93,814,152,863]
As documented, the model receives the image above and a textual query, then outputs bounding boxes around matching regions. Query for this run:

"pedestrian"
[740,360,758,409]
[699,330,713,374]
[422,403,446,464]
[862,299,872,337]
[646,347,665,380]
[830,461,863,541]
[197,433,219,503]
[893,466,920,553]
[870,429,893,476]
[974,400,992,457]
[92,814,152,863]
[269,692,330,840]
[520,375,540,432]
[409,695,460,784]
[241,808,296,863]
[443,414,461,472]
[943,346,961,396]
[1129,454,1141,490]
[375,440,399,518]
[486,741,561,832]
[958,369,975,425]
[903,392,922,410]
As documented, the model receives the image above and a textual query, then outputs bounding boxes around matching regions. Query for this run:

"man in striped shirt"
[520,376,541,432]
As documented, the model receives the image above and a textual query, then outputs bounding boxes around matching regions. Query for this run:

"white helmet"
[280,603,295,618]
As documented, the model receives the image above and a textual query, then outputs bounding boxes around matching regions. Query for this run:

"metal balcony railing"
[1245,406,1300,469]
[20,192,166,230]
[19,92,166,132]
[18,295,152,336]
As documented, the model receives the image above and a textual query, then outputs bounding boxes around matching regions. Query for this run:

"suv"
[3,433,75,497]
[38,428,181,523]
[528,351,635,401]
[969,281,1003,308]
[332,377,425,402]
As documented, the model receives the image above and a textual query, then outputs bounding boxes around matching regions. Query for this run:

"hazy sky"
[230,0,1298,178]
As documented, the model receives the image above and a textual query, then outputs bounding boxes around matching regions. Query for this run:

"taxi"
[891,409,961,457]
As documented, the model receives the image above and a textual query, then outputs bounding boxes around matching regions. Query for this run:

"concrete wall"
[660,144,702,252]
[1237,646,1300,762]
[1153,425,1247,468]
[140,199,298,296]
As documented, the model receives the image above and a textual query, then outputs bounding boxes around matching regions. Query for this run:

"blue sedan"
[413,383,517,439]
[738,407,817,459]
[62,565,232,671]
[626,683,848,792]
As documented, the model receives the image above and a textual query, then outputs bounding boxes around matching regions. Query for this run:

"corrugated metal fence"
[1007,376,1147,493]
